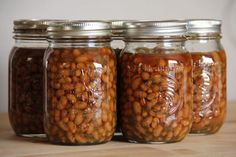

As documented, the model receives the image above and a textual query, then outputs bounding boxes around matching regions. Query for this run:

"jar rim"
[109,20,137,38]
[13,19,67,39]
[186,19,222,36]
[124,20,187,39]
[47,20,112,39]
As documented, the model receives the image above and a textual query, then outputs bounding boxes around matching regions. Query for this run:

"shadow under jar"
[8,19,55,136]
[119,21,193,143]
[186,19,227,134]
[44,21,117,145]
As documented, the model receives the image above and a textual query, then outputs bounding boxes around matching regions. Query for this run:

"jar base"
[48,140,109,146]
[189,128,221,135]
[189,132,218,135]
[114,132,123,136]
[16,134,46,138]
[127,139,179,144]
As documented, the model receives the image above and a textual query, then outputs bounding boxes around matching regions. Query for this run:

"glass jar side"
[186,38,227,134]
[44,42,117,145]
[8,39,47,136]
[119,41,193,143]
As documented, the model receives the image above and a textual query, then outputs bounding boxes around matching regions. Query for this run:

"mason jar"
[110,20,134,136]
[185,19,227,134]
[8,19,57,136]
[110,20,126,57]
[119,21,193,143]
[44,21,117,145]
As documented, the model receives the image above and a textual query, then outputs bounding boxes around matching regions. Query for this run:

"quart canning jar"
[110,20,126,135]
[110,20,134,135]
[185,19,227,134]
[44,21,117,145]
[110,20,126,57]
[119,21,193,143]
[8,19,59,136]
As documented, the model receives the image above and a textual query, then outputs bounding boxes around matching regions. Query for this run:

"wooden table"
[1,102,236,157]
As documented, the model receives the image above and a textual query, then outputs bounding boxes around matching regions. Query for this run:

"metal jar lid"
[14,19,66,39]
[109,20,136,38]
[47,20,111,39]
[186,19,221,35]
[124,20,187,39]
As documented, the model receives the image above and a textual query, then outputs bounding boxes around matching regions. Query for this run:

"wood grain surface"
[0,102,236,157]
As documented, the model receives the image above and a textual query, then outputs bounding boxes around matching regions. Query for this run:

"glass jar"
[185,19,227,134]
[8,19,52,136]
[119,21,193,143]
[110,20,130,135]
[44,21,117,145]
[110,20,126,57]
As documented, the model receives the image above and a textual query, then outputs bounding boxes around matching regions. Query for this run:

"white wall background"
[0,0,235,112]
